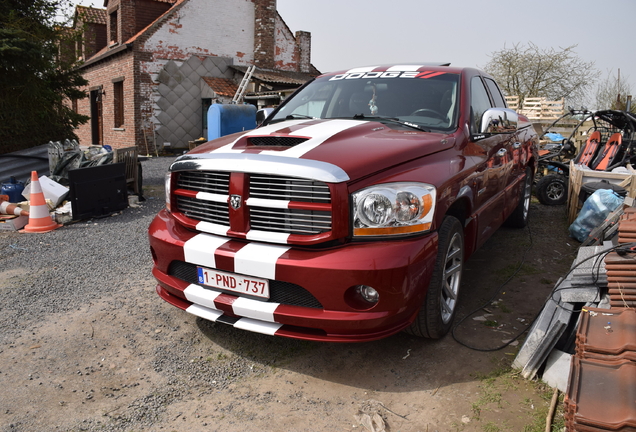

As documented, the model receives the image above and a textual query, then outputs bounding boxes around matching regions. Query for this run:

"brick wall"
[253,0,276,69]
[84,23,107,59]
[75,50,137,149]
[76,0,313,152]
[135,0,171,34]
[295,31,311,74]
[118,0,137,43]
[106,0,119,44]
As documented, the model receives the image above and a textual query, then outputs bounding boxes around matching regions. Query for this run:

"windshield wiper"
[351,114,430,132]
[286,114,315,120]
[269,113,316,124]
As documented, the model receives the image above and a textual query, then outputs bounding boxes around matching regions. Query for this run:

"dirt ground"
[0,189,579,432]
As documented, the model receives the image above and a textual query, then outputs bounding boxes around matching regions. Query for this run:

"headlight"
[352,183,436,237]
[165,173,172,211]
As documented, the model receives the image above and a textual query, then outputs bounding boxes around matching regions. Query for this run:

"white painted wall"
[141,0,255,65]
[274,14,296,71]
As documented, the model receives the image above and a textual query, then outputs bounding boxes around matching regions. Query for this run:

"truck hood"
[181,119,455,182]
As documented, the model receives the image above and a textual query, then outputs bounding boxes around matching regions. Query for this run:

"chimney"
[118,0,136,43]
[295,31,311,73]
[106,0,136,45]
[253,0,276,69]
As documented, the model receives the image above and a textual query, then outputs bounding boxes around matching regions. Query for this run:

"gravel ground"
[0,156,173,344]
[0,156,321,432]
[0,156,579,432]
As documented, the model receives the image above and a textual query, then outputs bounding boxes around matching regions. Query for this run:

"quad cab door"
[468,76,516,248]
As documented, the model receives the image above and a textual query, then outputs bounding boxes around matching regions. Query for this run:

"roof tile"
[75,6,107,25]
[202,77,238,98]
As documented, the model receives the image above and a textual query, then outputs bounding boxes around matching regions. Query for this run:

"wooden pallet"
[113,146,140,196]
[567,162,636,224]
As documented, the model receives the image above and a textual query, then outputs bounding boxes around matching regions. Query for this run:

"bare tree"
[483,42,600,106]
[595,69,633,111]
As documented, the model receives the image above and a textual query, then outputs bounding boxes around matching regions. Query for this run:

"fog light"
[356,285,379,304]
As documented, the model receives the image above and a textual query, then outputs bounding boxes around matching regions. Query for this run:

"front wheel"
[535,174,568,206]
[504,168,533,228]
[405,216,464,339]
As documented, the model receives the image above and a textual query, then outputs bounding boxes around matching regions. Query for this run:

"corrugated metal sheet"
[0,144,50,184]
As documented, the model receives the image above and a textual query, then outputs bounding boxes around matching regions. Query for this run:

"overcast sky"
[71,0,635,105]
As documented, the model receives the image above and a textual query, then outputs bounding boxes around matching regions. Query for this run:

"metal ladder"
[232,65,256,104]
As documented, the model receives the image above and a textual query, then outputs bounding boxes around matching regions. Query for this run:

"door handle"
[496,148,507,157]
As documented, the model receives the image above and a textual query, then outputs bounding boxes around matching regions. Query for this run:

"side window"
[470,77,492,133]
[484,78,506,108]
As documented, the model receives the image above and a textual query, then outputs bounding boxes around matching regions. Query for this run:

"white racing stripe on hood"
[212,119,312,154]
[261,119,362,158]
[211,119,363,159]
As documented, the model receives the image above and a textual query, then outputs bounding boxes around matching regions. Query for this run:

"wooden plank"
[510,96,565,120]
[113,146,140,195]
[567,162,636,224]
[505,96,519,110]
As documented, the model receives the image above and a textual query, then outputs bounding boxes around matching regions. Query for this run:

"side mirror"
[480,108,519,134]
[256,108,274,126]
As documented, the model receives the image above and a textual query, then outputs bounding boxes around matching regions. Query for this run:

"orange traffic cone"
[0,198,29,217]
[22,171,61,233]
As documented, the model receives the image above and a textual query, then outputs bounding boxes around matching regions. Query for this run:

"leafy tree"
[595,70,634,112]
[0,0,88,154]
[483,42,600,107]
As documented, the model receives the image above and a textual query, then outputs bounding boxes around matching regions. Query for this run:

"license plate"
[196,267,270,299]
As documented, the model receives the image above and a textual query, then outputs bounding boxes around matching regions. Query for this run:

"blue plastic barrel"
[208,104,257,140]
[1,176,26,203]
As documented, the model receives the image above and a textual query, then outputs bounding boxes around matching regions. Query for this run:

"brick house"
[73,0,318,152]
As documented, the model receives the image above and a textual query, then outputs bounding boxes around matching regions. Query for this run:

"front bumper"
[149,209,438,342]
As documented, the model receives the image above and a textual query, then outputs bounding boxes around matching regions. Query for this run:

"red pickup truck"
[148,64,538,342]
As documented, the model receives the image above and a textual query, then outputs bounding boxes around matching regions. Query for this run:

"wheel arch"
[444,190,476,258]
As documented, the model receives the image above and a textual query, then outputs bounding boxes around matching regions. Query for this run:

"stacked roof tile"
[565,308,636,431]
[605,208,636,308]
[565,208,636,431]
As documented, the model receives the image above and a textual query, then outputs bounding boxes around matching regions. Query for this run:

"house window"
[109,10,118,44]
[113,80,124,127]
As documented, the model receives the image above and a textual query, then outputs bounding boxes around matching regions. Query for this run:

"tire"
[535,174,567,206]
[505,168,532,228]
[406,216,464,339]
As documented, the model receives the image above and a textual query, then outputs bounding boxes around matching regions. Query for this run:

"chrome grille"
[176,196,229,225]
[174,171,332,238]
[250,208,332,234]
[250,174,331,203]
[177,171,229,194]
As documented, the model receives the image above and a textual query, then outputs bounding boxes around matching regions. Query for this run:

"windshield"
[270,70,460,132]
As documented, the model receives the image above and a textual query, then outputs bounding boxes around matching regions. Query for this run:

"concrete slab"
[513,286,574,379]
[542,348,572,392]
[560,286,602,303]
[597,293,612,309]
